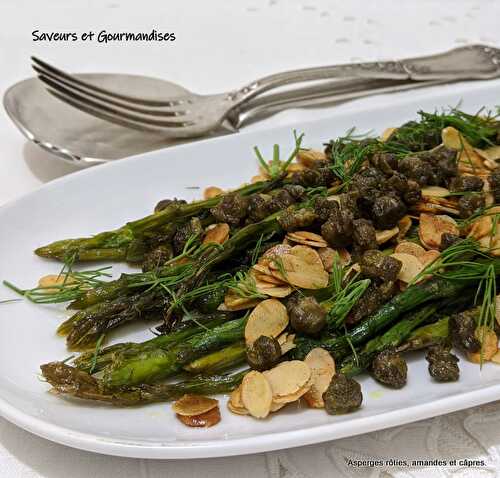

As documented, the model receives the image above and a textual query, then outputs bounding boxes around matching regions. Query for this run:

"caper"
[287,295,327,336]
[322,373,362,414]
[371,349,407,389]
[246,335,282,371]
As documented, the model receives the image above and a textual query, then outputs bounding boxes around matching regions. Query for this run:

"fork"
[32,45,500,138]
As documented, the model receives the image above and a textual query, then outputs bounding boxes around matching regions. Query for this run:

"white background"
[1,1,500,477]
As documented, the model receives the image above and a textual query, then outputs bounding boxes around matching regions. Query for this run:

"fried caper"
[246,335,282,371]
[322,373,363,414]
[426,346,460,382]
[287,295,327,336]
[371,349,407,389]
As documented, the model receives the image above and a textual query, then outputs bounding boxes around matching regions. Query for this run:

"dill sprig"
[3,266,113,305]
[322,254,371,329]
[226,270,267,301]
[254,130,304,180]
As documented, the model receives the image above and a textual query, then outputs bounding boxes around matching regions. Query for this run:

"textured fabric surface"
[1,1,500,476]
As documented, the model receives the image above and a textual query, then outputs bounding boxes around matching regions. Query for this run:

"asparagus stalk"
[339,303,439,377]
[184,341,246,374]
[292,275,470,360]
[41,361,245,406]
[73,313,232,373]
[395,317,450,353]
[60,213,282,347]
[102,316,247,389]
[35,180,279,262]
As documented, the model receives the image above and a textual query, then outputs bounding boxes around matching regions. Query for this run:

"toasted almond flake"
[177,407,221,427]
[394,241,426,258]
[419,249,441,267]
[254,281,293,298]
[245,299,289,345]
[223,292,261,311]
[240,371,273,418]
[253,271,287,286]
[172,394,219,416]
[303,348,336,409]
[263,360,311,400]
[418,213,459,250]
[38,274,76,292]
[375,226,399,245]
[252,263,275,276]
[468,326,499,362]
[203,223,230,245]
[203,186,223,200]
[484,159,499,171]
[262,244,292,259]
[380,127,397,142]
[468,215,493,240]
[251,174,268,183]
[390,253,424,283]
[270,254,329,289]
[421,186,450,198]
[289,245,325,268]
[296,149,326,167]
[286,231,328,248]
[280,333,296,354]
[442,127,486,172]
[491,350,500,364]
[270,401,287,412]
[227,386,249,415]
[477,145,500,162]
[397,216,412,242]
[286,163,306,174]
[317,247,351,272]
[272,382,312,404]
[412,201,459,216]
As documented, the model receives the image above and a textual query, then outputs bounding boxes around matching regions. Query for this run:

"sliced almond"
[468,215,493,241]
[279,333,296,354]
[203,223,230,245]
[467,326,498,363]
[270,401,287,412]
[421,186,450,198]
[240,371,273,418]
[476,145,500,162]
[251,174,268,183]
[245,299,289,345]
[270,254,329,289]
[254,281,293,298]
[380,127,397,142]
[418,213,459,250]
[419,249,441,267]
[303,348,336,409]
[252,271,287,286]
[262,243,292,259]
[172,394,219,416]
[177,407,221,427]
[286,231,328,248]
[442,127,487,173]
[203,186,223,200]
[296,149,326,167]
[289,245,325,268]
[38,274,76,293]
[376,226,399,245]
[397,216,412,242]
[272,381,312,404]
[223,292,261,311]
[317,247,351,272]
[227,386,249,415]
[394,241,426,258]
[390,253,424,283]
[263,360,311,402]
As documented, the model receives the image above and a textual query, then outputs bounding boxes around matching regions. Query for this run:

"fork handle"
[229,44,500,107]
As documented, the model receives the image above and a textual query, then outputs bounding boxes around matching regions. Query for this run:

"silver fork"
[32,45,500,139]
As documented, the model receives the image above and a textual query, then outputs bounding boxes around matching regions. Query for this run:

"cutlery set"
[4,44,500,165]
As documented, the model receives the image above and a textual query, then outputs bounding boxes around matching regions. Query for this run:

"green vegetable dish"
[5,107,500,425]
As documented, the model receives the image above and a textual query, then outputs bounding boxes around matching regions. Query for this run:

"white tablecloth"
[2,1,500,476]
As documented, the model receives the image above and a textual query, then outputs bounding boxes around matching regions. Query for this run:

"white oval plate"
[2,82,500,459]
